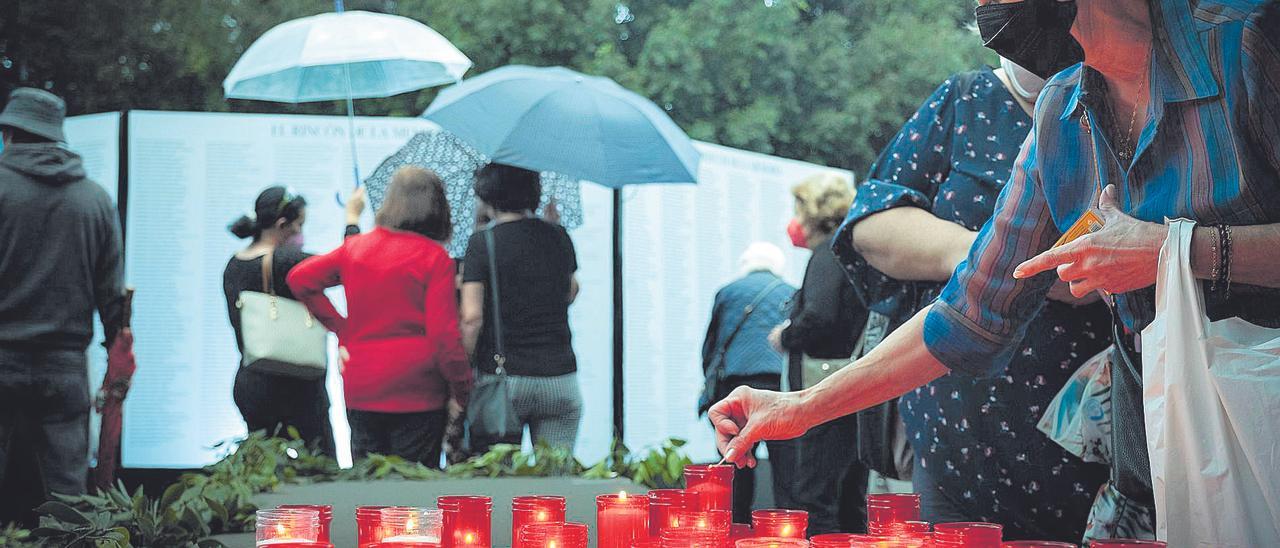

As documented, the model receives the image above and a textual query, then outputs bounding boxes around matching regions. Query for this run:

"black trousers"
[769,413,868,535]
[0,348,90,501]
[348,409,447,468]
[233,366,335,456]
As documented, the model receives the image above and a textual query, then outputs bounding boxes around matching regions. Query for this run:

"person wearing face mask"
[224,186,350,456]
[827,56,1109,540]
[764,173,871,534]
[711,0,1280,542]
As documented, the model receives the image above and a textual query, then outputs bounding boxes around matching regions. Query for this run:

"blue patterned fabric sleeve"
[923,131,1060,377]
[832,74,964,319]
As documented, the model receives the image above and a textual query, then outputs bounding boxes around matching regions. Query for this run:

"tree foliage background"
[0,0,990,173]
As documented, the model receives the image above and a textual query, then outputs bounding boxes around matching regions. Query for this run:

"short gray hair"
[738,242,787,278]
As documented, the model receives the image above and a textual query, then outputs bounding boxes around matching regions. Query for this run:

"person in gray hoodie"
[0,88,124,500]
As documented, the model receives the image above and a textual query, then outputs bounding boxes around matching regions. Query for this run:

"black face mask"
[976,0,1084,79]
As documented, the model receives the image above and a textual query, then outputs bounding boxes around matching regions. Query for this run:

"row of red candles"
[255,464,1167,548]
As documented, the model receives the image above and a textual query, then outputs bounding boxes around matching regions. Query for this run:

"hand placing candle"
[597,492,650,548]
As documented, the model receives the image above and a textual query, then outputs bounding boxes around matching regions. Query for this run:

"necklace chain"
[1117,68,1149,162]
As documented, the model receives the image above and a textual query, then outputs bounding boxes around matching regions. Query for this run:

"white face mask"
[1000,56,1048,102]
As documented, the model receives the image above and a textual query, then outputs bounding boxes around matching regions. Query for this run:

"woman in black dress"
[221,186,361,455]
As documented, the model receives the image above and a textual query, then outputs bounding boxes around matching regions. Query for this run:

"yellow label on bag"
[1053,209,1105,248]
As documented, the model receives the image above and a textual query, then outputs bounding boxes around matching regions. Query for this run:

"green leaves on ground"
[19,432,692,547]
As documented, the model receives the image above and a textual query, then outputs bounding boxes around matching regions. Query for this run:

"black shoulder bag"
[466,227,523,443]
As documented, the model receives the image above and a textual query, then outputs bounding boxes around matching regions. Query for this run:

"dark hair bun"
[474,163,541,213]
[228,214,258,239]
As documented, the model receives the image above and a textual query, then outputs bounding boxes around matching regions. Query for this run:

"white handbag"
[236,249,328,380]
[1142,219,1280,546]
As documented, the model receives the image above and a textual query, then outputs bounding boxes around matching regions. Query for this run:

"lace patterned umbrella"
[362,130,583,257]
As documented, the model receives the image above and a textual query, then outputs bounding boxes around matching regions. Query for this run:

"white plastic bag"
[1141,219,1280,546]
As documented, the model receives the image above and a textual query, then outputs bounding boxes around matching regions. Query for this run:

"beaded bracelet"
[1218,222,1228,295]
[1209,225,1221,289]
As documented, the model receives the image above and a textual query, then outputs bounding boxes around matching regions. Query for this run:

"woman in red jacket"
[288,167,472,467]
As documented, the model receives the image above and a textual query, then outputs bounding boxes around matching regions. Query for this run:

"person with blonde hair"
[763,172,870,534]
[699,242,795,522]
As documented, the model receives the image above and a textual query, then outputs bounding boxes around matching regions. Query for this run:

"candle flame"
[781,524,793,536]
[618,490,627,500]
[464,532,476,543]
[536,510,548,521]
[406,515,417,530]
[548,541,558,548]
[275,523,288,536]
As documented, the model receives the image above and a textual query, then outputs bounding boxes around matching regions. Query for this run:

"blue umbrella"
[422,65,699,188]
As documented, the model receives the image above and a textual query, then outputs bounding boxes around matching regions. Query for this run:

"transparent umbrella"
[224,5,472,192]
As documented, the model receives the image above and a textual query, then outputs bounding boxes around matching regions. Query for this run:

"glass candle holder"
[685,464,735,511]
[934,522,1002,548]
[648,489,696,537]
[751,509,808,539]
[671,509,732,538]
[358,506,395,548]
[597,492,651,548]
[736,539,810,547]
[1089,542,1166,548]
[1003,542,1077,547]
[278,505,333,544]
[659,527,724,548]
[256,508,320,546]
[439,495,493,547]
[518,521,590,548]
[379,507,444,544]
[810,533,859,547]
[866,494,922,535]
[848,536,928,548]
[512,496,567,548]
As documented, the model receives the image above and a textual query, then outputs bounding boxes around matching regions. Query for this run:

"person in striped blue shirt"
[711,0,1280,539]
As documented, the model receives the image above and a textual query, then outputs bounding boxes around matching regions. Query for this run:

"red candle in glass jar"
[511,496,567,548]
[671,509,732,538]
[357,506,394,548]
[734,539,809,548]
[518,522,589,548]
[1002,542,1077,547]
[685,465,734,511]
[866,494,921,535]
[934,522,1002,548]
[750,509,808,539]
[597,492,650,548]
[439,495,492,547]
[659,527,724,548]
[648,489,696,536]
[256,543,332,548]
[277,505,333,544]
[1088,541,1166,547]
[810,533,859,547]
